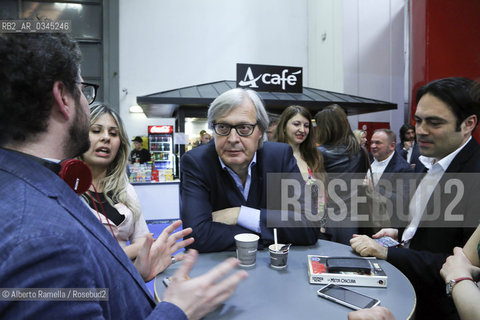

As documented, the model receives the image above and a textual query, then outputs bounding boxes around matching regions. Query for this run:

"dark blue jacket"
[372,150,414,201]
[387,138,480,320]
[378,150,413,176]
[0,148,186,320]
[369,151,414,230]
[396,141,421,165]
[180,141,320,253]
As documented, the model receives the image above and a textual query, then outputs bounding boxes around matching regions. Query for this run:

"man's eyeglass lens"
[80,82,98,105]
[214,123,256,136]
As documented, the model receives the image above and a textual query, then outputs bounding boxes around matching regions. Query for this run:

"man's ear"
[52,80,73,121]
[462,114,477,133]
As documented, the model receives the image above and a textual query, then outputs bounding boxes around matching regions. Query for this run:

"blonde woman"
[353,129,368,148]
[80,104,149,259]
[81,104,194,281]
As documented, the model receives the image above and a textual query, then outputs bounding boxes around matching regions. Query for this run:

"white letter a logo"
[239,67,262,88]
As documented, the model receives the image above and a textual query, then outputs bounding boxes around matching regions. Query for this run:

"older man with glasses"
[180,88,321,253]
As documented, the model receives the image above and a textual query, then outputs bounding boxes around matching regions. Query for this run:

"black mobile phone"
[375,236,400,248]
[326,257,372,273]
[317,284,380,310]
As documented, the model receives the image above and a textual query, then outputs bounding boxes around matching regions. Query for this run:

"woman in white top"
[80,104,193,281]
[80,104,150,258]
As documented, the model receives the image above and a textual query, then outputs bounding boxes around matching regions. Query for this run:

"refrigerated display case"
[148,125,176,177]
[184,117,210,152]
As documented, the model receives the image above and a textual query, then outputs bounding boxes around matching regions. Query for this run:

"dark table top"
[155,240,416,320]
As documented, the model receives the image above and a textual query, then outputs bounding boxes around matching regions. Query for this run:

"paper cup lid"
[234,233,260,242]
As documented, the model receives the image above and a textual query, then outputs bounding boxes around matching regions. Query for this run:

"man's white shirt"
[406,142,415,163]
[219,153,261,233]
[369,151,395,186]
[401,137,471,246]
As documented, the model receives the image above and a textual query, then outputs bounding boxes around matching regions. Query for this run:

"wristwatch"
[446,277,474,297]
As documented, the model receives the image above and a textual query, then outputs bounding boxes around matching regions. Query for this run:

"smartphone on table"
[317,284,380,310]
[374,236,400,248]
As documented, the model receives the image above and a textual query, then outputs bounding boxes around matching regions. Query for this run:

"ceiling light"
[129,105,144,113]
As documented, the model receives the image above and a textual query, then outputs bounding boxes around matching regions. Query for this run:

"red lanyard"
[87,187,118,242]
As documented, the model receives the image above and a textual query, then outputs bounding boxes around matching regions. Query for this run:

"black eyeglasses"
[79,82,99,105]
[212,122,258,137]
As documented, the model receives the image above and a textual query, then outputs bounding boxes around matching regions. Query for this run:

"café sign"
[236,63,303,93]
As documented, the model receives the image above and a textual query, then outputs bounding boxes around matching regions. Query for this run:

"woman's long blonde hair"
[81,104,140,219]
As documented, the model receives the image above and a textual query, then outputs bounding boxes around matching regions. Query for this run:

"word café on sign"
[236,63,303,93]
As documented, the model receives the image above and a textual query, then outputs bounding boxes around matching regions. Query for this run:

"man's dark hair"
[416,77,480,131]
[0,33,82,145]
[268,117,279,127]
[399,123,415,143]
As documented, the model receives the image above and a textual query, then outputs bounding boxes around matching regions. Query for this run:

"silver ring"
[171,256,176,264]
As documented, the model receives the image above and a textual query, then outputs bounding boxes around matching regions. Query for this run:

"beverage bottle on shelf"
[145,162,152,183]
[151,169,159,182]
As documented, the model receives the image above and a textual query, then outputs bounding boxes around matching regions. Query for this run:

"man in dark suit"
[0,33,246,319]
[396,123,421,168]
[368,128,413,186]
[360,129,413,232]
[350,77,480,319]
[180,88,320,253]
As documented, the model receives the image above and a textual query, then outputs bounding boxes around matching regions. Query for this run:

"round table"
[155,240,416,320]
